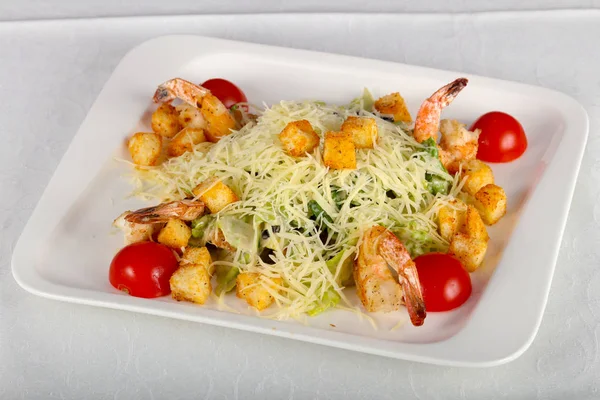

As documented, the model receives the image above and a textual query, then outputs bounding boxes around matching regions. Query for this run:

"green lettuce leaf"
[307,288,341,316]
[215,265,240,296]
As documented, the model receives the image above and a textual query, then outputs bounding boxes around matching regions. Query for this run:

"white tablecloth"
[1,8,599,400]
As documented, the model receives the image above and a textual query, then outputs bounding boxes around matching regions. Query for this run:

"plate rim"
[11,34,590,367]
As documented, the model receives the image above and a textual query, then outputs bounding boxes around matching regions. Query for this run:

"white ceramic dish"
[12,35,588,367]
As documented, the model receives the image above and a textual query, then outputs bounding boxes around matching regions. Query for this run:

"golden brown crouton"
[440,202,489,272]
[192,177,239,214]
[323,132,356,170]
[170,263,211,304]
[151,103,182,138]
[181,246,213,274]
[236,272,282,311]
[438,200,466,242]
[448,205,489,272]
[473,184,507,225]
[201,93,237,142]
[157,218,192,248]
[167,127,207,157]
[460,159,494,196]
[461,205,489,242]
[341,116,378,149]
[374,92,412,123]
[176,103,206,129]
[279,120,320,157]
[448,233,488,273]
[128,132,163,166]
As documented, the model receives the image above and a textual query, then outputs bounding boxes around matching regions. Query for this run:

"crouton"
[279,120,320,157]
[192,177,239,213]
[128,132,163,166]
[181,246,213,274]
[341,116,378,149]
[461,205,489,242]
[157,218,191,248]
[236,272,282,311]
[438,200,466,242]
[151,103,181,138]
[176,103,206,129]
[201,93,237,142]
[374,92,412,123]
[170,263,212,304]
[448,233,488,273]
[439,202,489,272]
[323,132,356,170]
[460,159,494,196]
[473,184,507,225]
[167,127,207,157]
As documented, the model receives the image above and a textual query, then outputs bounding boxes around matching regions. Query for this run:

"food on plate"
[278,119,320,157]
[236,272,282,311]
[413,78,467,143]
[176,102,206,129]
[170,247,213,304]
[373,92,412,123]
[192,177,239,214]
[123,199,205,224]
[472,183,507,225]
[414,253,472,312]
[340,116,378,149]
[154,78,237,143]
[127,132,162,166]
[447,205,490,272]
[322,131,357,170]
[201,78,248,109]
[157,218,192,248]
[112,76,514,326]
[471,111,528,162]
[109,241,179,298]
[167,127,207,158]
[459,159,494,196]
[151,103,182,138]
[355,226,426,326]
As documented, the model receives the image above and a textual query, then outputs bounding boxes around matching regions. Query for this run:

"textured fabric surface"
[0,0,599,21]
[1,11,599,399]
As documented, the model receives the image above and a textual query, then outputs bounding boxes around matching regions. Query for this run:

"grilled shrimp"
[413,78,479,172]
[438,119,480,173]
[113,212,156,245]
[355,226,426,326]
[414,78,468,143]
[124,199,205,224]
[153,78,237,142]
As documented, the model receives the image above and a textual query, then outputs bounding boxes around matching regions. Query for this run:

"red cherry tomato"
[200,78,247,109]
[471,111,528,163]
[414,253,472,312]
[109,241,179,298]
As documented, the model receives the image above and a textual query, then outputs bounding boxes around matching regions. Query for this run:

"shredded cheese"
[128,98,464,320]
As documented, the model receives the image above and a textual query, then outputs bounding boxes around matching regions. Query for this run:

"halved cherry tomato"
[201,78,247,109]
[471,111,527,163]
[109,241,179,298]
[414,253,472,312]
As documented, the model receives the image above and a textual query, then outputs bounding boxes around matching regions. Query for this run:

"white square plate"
[12,35,588,367]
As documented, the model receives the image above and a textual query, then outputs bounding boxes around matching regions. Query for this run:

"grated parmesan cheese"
[127,97,464,320]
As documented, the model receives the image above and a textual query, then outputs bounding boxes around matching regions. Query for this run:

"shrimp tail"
[414,77,469,143]
[435,78,468,108]
[125,199,205,224]
[378,231,427,326]
[153,86,175,104]
[153,78,210,106]
[400,274,427,327]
